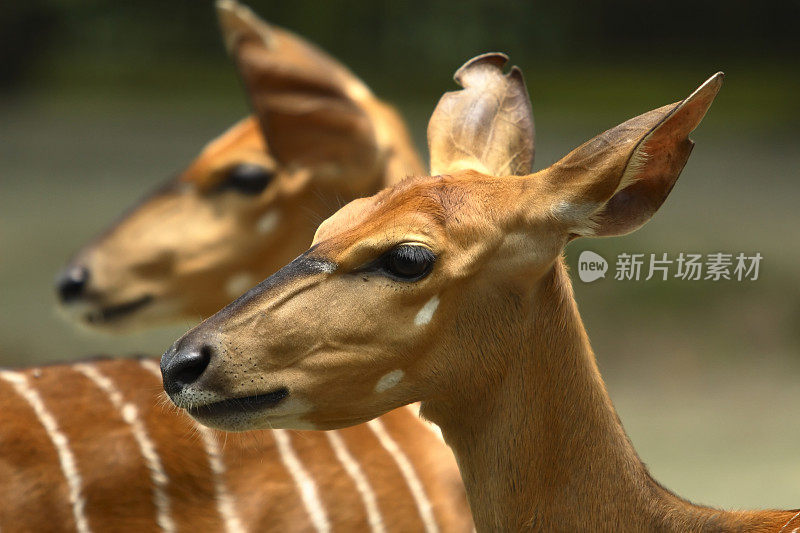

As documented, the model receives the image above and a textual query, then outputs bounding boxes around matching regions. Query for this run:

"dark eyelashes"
[356,244,436,282]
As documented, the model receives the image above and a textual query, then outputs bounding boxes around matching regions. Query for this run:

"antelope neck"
[423,259,792,532]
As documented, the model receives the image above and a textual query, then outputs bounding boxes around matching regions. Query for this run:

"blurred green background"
[1,0,799,511]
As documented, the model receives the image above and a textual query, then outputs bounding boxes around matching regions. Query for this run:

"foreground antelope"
[1,3,472,532]
[163,54,800,531]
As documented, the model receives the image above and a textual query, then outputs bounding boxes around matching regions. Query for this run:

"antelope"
[1,2,473,531]
[162,54,800,532]
[0,357,469,532]
[56,0,422,330]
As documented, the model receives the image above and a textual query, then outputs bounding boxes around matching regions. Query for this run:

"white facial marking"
[316,261,336,274]
[256,209,280,235]
[270,396,312,417]
[225,272,256,299]
[375,369,404,393]
[259,397,317,429]
[414,295,440,326]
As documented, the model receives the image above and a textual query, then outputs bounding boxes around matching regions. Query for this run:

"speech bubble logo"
[578,250,608,283]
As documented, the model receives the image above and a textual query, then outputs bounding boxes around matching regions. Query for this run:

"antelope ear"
[216,0,379,178]
[549,72,723,237]
[428,53,534,177]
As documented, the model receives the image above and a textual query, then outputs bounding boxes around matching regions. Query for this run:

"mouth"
[85,295,154,324]
[186,388,290,418]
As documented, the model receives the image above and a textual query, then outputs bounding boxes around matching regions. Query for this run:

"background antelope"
[0,2,472,531]
[162,54,800,531]
[0,357,469,532]
[56,0,422,330]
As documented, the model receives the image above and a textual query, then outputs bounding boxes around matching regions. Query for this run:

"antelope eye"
[382,245,435,281]
[223,163,274,195]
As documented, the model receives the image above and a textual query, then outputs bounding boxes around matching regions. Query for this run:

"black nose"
[161,342,213,395]
[56,266,90,303]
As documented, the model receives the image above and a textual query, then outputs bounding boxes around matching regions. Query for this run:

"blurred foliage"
[3,1,799,101]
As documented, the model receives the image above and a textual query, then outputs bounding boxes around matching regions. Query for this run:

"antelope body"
[4,2,473,531]
[163,53,799,532]
[0,358,467,532]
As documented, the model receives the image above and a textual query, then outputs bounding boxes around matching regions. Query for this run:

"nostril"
[173,351,210,387]
[163,344,213,395]
[57,266,90,303]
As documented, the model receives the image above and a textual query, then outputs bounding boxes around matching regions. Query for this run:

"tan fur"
[59,0,423,331]
[168,61,798,532]
[45,4,470,531]
[0,358,472,532]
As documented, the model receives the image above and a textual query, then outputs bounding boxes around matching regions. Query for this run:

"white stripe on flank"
[196,426,247,533]
[74,363,175,533]
[367,419,439,533]
[325,431,385,533]
[137,358,162,378]
[0,370,91,533]
[137,358,247,533]
[273,429,331,533]
[779,510,800,533]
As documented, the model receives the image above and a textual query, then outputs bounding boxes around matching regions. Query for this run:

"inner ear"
[548,72,723,238]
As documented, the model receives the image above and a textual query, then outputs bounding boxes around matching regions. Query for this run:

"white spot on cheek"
[375,370,404,393]
[225,273,256,299]
[414,295,439,326]
[256,210,280,235]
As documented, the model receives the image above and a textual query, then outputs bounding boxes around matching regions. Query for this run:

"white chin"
[191,410,317,432]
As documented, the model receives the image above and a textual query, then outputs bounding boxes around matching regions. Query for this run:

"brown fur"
[44,3,470,531]
[59,0,423,331]
[170,59,797,531]
[428,53,534,176]
[0,358,472,532]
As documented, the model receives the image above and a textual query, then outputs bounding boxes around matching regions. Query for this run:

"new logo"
[578,250,608,283]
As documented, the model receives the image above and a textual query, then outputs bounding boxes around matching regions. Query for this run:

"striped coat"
[0,357,473,532]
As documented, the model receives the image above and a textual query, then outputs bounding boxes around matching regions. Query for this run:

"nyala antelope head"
[56,0,422,331]
[161,54,720,436]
